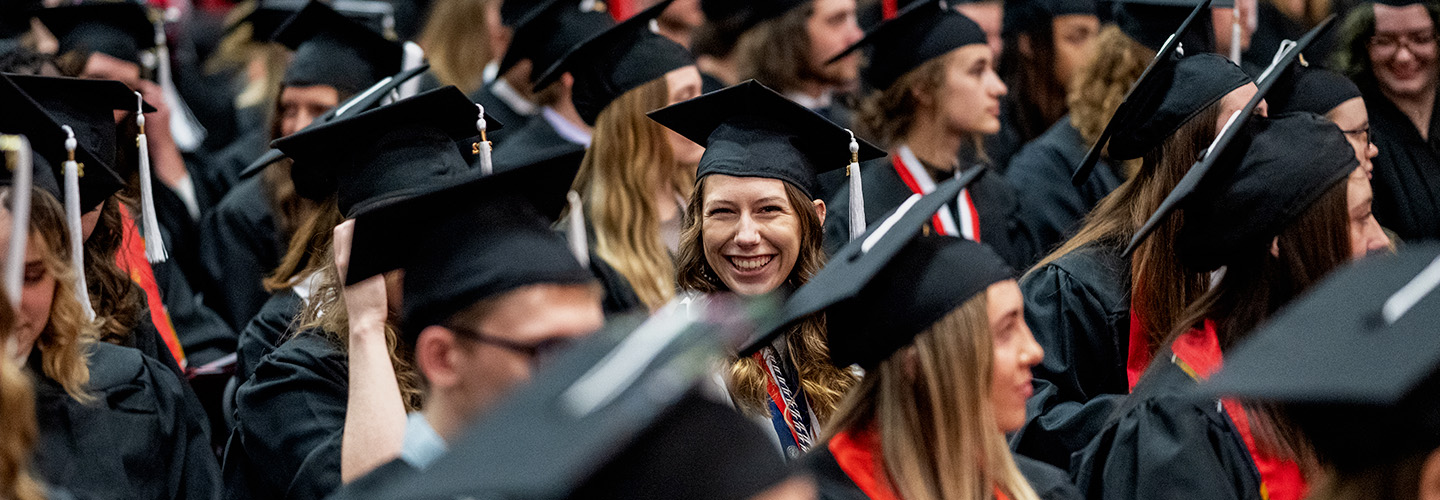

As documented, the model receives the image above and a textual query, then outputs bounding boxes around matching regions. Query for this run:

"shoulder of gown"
[1005,117,1125,256]
[234,290,303,387]
[323,458,422,500]
[490,117,586,171]
[1070,359,1262,500]
[1010,243,1131,471]
[1013,453,1083,500]
[799,446,874,500]
[199,176,282,331]
[32,342,222,500]
[822,158,913,254]
[226,330,347,500]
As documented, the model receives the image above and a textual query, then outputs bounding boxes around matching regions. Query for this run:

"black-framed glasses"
[1369,31,1438,57]
[447,325,577,366]
[1341,125,1372,146]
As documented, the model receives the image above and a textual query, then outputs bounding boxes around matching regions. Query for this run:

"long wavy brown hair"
[5,187,95,403]
[0,285,45,500]
[1032,102,1220,354]
[676,176,857,422]
[824,292,1040,500]
[83,196,146,346]
[1067,25,1155,168]
[570,76,695,311]
[417,0,497,95]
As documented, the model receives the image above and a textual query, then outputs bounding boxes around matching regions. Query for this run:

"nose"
[734,214,762,246]
[1369,221,1392,255]
[991,74,1009,98]
[1017,323,1043,368]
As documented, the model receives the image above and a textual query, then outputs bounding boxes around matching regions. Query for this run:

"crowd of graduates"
[0,0,1439,498]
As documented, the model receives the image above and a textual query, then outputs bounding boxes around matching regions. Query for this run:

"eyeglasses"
[448,325,577,367]
[1369,31,1438,58]
[1340,125,1372,146]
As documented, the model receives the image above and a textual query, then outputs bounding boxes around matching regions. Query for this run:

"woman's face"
[1369,4,1439,100]
[986,280,1042,434]
[1327,97,1379,178]
[1050,14,1100,89]
[933,45,1008,136]
[700,175,822,296]
[664,66,706,166]
[1346,166,1391,259]
[0,210,56,361]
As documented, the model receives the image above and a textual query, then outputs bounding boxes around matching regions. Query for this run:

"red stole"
[115,204,185,367]
[830,426,1015,500]
[891,146,981,242]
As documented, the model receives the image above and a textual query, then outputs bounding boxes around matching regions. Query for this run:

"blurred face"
[986,280,1041,434]
[932,45,1008,135]
[429,283,604,417]
[1327,97,1379,178]
[0,212,55,361]
[806,0,864,87]
[1370,4,1439,99]
[80,52,141,89]
[1211,0,1256,57]
[1216,82,1267,133]
[701,176,823,296]
[659,0,705,31]
[1051,14,1100,88]
[665,66,706,166]
[1346,167,1390,259]
[956,2,1004,57]
[278,85,340,138]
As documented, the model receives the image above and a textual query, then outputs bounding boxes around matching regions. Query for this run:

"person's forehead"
[1374,4,1435,33]
[702,175,790,203]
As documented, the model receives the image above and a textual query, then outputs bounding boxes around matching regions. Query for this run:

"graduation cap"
[1123,18,1344,264]
[497,0,615,86]
[534,0,694,125]
[1,0,41,39]
[3,74,150,213]
[1071,0,1220,185]
[270,86,501,217]
[338,294,786,500]
[345,148,590,338]
[226,0,398,43]
[649,80,885,200]
[1267,61,1362,116]
[738,170,1006,362]
[238,63,432,178]
[1003,0,1097,35]
[1106,0,1228,51]
[827,0,989,91]
[1206,245,1440,471]
[272,0,404,96]
[500,0,546,27]
[0,76,69,201]
[35,1,155,65]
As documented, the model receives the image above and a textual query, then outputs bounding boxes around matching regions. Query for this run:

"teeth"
[731,256,772,271]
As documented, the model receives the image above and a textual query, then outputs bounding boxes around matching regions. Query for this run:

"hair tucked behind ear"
[856,53,951,148]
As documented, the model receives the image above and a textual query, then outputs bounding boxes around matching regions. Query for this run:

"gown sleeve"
[199,178,282,331]
[227,332,347,500]
[233,291,302,386]
[1010,255,1130,471]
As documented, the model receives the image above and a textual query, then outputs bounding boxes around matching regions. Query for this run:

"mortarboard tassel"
[399,41,426,99]
[135,92,169,264]
[567,190,591,269]
[0,134,32,311]
[846,130,866,241]
[151,13,208,153]
[474,104,494,176]
[1229,4,1243,65]
[59,126,95,321]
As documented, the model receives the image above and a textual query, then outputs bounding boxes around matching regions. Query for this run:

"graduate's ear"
[415,326,463,389]
[812,199,826,226]
[1419,448,1440,500]
[1271,237,1281,258]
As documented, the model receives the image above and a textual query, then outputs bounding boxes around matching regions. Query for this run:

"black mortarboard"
[1124,18,1343,263]
[238,63,432,177]
[36,2,155,65]
[534,0,695,125]
[1003,0,1097,35]
[271,86,500,217]
[739,171,1006,361]
[1206,245,1440,471]
[1103,53,1250,161]
[829,0,989,91]
[1,0,42,39]
[1268,62,1362,115]
[501,0,544,27]
[1107,0,1226,51]
[272,0,403,96]
[4,74,150,212]
[648,80,885,200]
[498,0,615,85]
[1071,0,1216,185]
[0,76,69,198]
[224,0,302,42]
[346,149,590,338]
[336,296,786,500]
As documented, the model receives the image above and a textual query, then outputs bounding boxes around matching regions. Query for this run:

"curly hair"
[675,176,857,423]
[1067,25,1155,152]
[855,52,951,148]
[84,197,147,346]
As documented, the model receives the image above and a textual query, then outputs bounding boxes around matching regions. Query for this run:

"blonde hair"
[675,177,857,423]
[824,293,1040,500]
[417,0,496,95]
[571,76,695,311]
[1067,25,1154,159]
[0,288,45,500]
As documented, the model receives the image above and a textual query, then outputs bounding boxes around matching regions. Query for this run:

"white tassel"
[567,190,590,269]
[0,134,32,311]
[1229,4,1243,65]
[59,127,95,321]
[135,92,169,264]
[474,104,494,176]
[398,41,425,99]
[152,19,207,152]
[846,130,866,241]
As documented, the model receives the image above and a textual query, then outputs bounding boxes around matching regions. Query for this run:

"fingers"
[333,219,356,278]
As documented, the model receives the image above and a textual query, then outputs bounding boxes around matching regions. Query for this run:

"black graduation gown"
[587,248,644,317]
[469,81,533,147]
[32,342,222,500]
[233,290,302,387]
[824,157,1038,271]
[199,176,283,330]
[154,251,237,367]
[1359,78,1440,242]
[1010,243,1130,471]
[201,125,269,204]
[490,114,586,171]
[322,458,421,500]
[986,95,1026,175]
[223,331,345,500]
[803,442,1083,500]
[1070,354,1262,500]
[1004,116,1124,258]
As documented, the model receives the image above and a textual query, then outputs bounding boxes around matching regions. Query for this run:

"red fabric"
[1125,309,1152,391]
[609,0,636,21]
[829,427,901,500]
[891,155,950,236]
[115,204,185,367]
[882,0,899,19]
[752,350,803,445]
[962,190,981,243]
[1171,321,1308,500]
